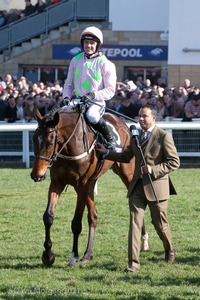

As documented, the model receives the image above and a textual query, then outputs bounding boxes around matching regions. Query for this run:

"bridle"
[34,127,58,167]
[34,112,97,168]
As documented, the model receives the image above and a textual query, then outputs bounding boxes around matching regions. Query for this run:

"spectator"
[39,96,54,116]
[16,96,24,120]
[0,10,6,27]
[0,76,6,90]
[136,75,145,90]
[173,87,188,107]
[126,90,141,106]
[4,73,14,87]
[34,0,47,13]
[19,87,29,97]
[143,79,152,93]
[107,94,122,112]
[23,96,38,122]
[6,9,20,24]
[183,78,193,93]
[0,89,9,101]
[13,89,20,99]
[52,80,63,94]
[184,93,200,119]
[156,97,165,121]
[52,94,63,109]
[110,90,125,112]
[6,82,15,95]
[21,0,35,17]
[148,94,158,111]
[118,97,140,120]
[0,93,8,121]
[4,95,19,123]
[19,76,30,91]
[156,77,167,89]
[163,93,184,119]
[140,95,149,107]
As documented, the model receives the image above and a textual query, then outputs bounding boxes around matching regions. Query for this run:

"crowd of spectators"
[0,73,63,122]
[0,73,200,123]
[0,0,62,27]
[107,77,200,122]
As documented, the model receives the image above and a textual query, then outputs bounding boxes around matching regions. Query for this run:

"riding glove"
[63,97,70,105]
[81,92,95,104]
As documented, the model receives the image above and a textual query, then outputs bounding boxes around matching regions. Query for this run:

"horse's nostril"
[30,173,46,182]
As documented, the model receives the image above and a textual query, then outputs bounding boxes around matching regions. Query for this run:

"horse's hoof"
[80,255,93,264]
[42,251,55,266]
[67,252,78,267]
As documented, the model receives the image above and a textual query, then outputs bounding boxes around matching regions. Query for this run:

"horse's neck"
[59,112,95,150]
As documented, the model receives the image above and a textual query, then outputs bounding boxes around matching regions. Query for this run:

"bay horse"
[30,104,148,267]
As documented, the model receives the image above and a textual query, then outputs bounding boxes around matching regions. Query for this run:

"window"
[124,67,167,86]
[22,66,69,85]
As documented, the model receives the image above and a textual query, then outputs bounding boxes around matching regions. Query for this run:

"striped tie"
[141,131,148,152]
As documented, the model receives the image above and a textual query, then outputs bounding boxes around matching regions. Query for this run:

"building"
[0,0,200,88]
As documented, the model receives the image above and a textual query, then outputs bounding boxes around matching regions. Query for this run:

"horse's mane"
[41,106,85,129]
[46,108,61,119]
[38,108,61,129]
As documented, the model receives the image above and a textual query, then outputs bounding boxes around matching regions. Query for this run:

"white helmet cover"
[81,26,103,44]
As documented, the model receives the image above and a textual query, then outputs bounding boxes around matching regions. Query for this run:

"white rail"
[0,120,200,168]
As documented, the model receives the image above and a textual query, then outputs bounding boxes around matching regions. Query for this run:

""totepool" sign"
[52,45,168,61]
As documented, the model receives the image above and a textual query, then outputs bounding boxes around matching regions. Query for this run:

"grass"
[0,168,199,300]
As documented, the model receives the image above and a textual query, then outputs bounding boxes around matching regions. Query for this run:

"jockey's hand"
[95,143,107,154]
[63,97,70,105]
[81,92,95,104]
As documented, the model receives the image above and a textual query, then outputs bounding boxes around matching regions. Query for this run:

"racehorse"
[30,104,148,267]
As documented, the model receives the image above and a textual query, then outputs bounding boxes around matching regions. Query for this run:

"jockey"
[62,26,117,149]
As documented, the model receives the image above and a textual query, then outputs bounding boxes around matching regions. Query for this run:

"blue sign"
[52,44,168,61]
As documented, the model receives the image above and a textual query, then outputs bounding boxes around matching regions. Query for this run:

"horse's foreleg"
[42,189,60,266]
[141,221,150,252]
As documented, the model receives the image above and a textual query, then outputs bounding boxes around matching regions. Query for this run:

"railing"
[0,120,200,168]
[0,0,109,53]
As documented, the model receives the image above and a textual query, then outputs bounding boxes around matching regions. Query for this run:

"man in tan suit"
[96,104,180,272]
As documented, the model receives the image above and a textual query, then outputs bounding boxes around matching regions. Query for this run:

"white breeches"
[62,98,105,124]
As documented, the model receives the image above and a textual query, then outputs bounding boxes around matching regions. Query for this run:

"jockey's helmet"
[80,26,103,52]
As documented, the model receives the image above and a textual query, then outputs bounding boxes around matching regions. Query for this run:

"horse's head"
[30,109,59,182]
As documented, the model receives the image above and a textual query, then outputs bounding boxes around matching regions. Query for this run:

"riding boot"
[94,117,116,149]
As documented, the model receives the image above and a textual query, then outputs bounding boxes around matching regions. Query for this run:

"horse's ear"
[35,108,43,123]
[53,112,59,126]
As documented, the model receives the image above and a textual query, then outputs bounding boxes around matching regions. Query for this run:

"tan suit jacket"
[106,126,180,202]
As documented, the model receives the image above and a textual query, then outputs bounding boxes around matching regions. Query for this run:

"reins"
[55,112,97,162]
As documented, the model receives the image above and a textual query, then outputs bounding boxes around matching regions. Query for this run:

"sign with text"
[52,45,168,61]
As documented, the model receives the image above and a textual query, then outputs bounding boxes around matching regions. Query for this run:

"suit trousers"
[128,179,173,269]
